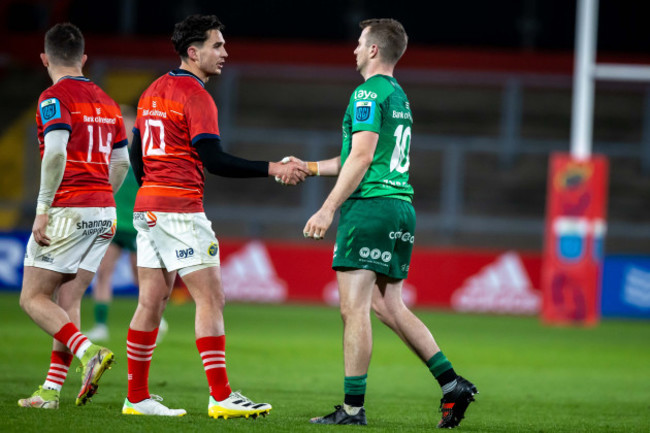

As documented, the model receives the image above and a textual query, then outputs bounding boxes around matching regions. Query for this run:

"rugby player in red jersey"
[18,23,129,409]
[121,14,308,418]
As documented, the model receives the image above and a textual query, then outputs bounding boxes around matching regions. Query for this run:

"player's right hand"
[270,157,309,185]
[32,213,51,246]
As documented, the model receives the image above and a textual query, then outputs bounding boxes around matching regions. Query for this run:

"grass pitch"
[0,292,648,432]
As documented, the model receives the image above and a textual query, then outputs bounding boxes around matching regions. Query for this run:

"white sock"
[42,381,62,392]
[343,403,362,415]
[75,340,93,359]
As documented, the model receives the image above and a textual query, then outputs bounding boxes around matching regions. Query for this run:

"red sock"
[196,335,232,401]
[43,351,74,390]
[126,327,158,403]
[53,322,90,358]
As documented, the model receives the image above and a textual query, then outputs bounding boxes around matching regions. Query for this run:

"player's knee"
[18,292,30,313]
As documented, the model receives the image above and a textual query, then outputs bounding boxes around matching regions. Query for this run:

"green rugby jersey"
[341,74,414,202]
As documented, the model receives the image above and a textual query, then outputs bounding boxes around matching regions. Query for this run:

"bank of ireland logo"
[40,98,61,121]
[208,242,219,257]
[146,211,157,228]
[355,100,375,124]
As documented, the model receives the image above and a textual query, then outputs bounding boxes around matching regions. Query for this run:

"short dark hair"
[172,14,224,59]
[359,18,408,64]
[44,23,84,66]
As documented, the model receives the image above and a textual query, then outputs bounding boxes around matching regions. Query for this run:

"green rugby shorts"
[332,197,415,279]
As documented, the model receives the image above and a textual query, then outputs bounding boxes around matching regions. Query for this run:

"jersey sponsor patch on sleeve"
[40,98,62,122]
[354,100,376,125]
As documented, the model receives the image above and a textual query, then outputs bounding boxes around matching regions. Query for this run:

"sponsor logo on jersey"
[176,247,194,259]
[389,231,415,243]
[208,242,219,256]
[40,98,61,122]
[354,100,375,124]
[392,110,412,120]
[355,89,377,100]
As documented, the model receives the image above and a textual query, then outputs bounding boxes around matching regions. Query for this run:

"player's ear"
[81,54,88,68]
[369,44,379,59]
[187,45,199,62]
[40,53,49,67]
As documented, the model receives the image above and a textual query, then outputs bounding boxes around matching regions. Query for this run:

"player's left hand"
[32,213,51,246]
[303,208,334,240]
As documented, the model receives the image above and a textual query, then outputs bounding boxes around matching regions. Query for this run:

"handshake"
[269,156,319,186]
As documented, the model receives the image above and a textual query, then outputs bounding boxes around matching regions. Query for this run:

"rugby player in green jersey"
[298,19,478,428]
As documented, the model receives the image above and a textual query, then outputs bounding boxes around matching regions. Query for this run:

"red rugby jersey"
[36,76,128,207]
[133,69,220,213]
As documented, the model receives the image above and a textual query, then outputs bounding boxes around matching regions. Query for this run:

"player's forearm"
[109,146,130,193]
[315,156,341,177]
[129,131,144,186]
[320,153,372,213]
[195,138,268,177]
[36,130,69,214]
[320,132,377,212]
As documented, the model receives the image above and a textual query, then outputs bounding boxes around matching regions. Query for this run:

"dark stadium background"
[4,0,650,53]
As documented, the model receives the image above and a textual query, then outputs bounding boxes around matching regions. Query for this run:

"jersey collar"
[58,75,90,82]
[169,69,205,87]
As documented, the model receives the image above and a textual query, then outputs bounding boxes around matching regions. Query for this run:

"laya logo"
[355,89,377,100]
[40,98,61,121]
[176,248,194,259]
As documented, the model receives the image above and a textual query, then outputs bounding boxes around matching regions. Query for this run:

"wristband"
[307,161,320,176]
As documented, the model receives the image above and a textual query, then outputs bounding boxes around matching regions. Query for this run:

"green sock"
[426,351,457,388]
[428,351,455,377]
[344,374,367,407]
[94,303,109,325]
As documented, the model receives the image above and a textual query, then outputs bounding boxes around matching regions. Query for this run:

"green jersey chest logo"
[354,100,375,124]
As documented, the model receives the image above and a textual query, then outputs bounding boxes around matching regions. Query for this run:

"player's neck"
[49,67,84,84]
[179,61,208,84]
[362,62,394,81]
